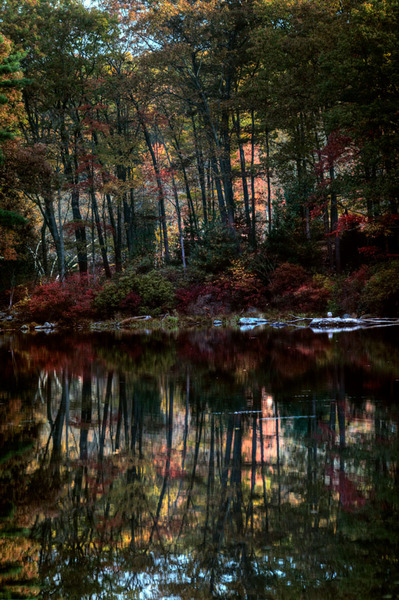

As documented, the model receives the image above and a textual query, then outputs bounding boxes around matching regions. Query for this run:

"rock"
[34,322,56,331]
[309,317,363,332]
[239,317,269,326]
[239,317,269,331]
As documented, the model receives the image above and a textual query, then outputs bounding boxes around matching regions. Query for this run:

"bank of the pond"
[2,311,399,335]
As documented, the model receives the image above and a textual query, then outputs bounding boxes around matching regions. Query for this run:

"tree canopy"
[0,0,398,315]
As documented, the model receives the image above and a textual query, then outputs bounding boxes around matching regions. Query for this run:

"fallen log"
[118,316,152,326]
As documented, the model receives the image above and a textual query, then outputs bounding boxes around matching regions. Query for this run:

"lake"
[1,325,399,599]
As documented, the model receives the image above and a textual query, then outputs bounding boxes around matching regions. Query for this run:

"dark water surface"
[1,326,399,599]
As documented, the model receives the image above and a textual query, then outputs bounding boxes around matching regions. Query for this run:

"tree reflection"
[0,328,399,598]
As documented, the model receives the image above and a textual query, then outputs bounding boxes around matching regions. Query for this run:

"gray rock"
[310,317,362,330]
[239,317,269,325]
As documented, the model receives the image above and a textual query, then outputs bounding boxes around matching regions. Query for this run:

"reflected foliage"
[1,328,399,599]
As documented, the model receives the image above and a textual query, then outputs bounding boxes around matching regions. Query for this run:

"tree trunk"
[41,191,65,279]
[265,128,272,236]
[61,126,88,274]
[232,110,251,238]
[191,113,208,224]
[132,101,170,263]
[250,110,257,244]
[330,165,341,272]
[90,184,112,278]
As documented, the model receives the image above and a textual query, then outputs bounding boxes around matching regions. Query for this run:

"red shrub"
[175,284,228,315]
[292,282,330,313]
[26,274,99,324]
[338,266,370,314]
[176,269,267,315]
[214,268,267,311]
[268,263,330,312]
[119,291,142,314]
[268,263,309,297]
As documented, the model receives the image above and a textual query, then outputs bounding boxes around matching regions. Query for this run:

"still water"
[1,326,399,599]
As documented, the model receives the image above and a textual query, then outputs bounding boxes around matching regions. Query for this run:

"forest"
[0,0,398,322]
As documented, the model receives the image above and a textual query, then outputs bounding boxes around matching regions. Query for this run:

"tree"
[0,33,25,155]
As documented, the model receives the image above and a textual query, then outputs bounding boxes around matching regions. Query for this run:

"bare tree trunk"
[135,109,170,263]
[250,110,257,244]
[232,110,251,239]
[330,164,341,272]
[90,183,112,278]
[159,135,187,270]
[41,191,65,280]
[191,113,208,224]
[265,128,272,236]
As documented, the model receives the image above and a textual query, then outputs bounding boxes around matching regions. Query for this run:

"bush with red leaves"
[268,263,330,312]
[336,266,370,314]
[119,291,142,314]
[291,282,331,313]
[175,284,228,315]
[268,263,308,297]
[25,274,99,324]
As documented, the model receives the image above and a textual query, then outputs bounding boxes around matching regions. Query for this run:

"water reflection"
[1,327,399,599]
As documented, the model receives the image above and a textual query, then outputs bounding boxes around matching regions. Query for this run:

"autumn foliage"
[26,275,100,323]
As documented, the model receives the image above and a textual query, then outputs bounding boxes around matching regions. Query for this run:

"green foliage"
[361,261,399,316]
[0,0,397,303]
[0,208,28,228]
[188,222,240,275]
[94,269,175,317]
[328,266,370,316]
[265,203,325,269]
[134,270,175,315]
[93,274,134,318]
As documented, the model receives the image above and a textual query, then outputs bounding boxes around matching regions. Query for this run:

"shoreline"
[2,313,399,335]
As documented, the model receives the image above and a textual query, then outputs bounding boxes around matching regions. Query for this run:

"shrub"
[24,274,99,324]
[268,263,330,313]
[93,269,175,317]
[189,222,240,275]
[134,271,175,315]
[292,279,331,313]
[268,263,309,297]
[213,260,268,311]
[119,291,142,314]
[93,276,133,318]
[360,261,399,316]
[175,284,227,315]
[332,266,369,315]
